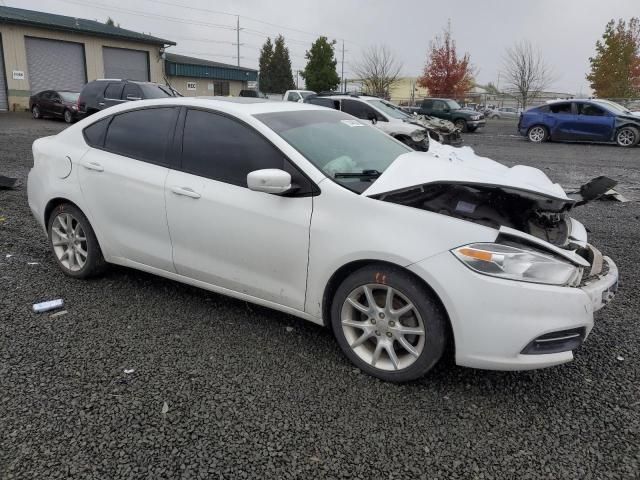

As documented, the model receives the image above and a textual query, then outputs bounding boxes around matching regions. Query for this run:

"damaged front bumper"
[408,247,618,371]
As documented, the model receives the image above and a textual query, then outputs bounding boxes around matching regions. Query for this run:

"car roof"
[90,96,329,115]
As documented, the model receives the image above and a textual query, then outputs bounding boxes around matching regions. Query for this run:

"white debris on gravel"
[123,369,135,374]
[161,402,169,415]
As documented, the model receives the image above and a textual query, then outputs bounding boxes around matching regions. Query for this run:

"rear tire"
[47,203,106,279]
[32,105,41,119]
[615,126,639,147]
[330,264,448,382]
[528,125,548,143]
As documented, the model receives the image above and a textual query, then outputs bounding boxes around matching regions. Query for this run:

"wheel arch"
[44,198,104,252]
[321,259,455,352]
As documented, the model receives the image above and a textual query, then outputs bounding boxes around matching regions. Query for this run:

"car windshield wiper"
[333,169,382,179]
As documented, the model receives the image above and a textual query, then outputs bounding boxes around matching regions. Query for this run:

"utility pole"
[236,16,240,67]
[341,39,345,93]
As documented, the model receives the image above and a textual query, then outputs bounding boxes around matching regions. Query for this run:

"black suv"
[418,98,485,132]
[78,79,174,117]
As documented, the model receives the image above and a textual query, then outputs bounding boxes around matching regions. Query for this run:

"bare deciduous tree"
[503,40,554,109]
[353,45,402,97]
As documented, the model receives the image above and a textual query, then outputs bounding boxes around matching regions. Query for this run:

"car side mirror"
[247,169,292,194]
[367,112,378,124]
[53,98,62,104]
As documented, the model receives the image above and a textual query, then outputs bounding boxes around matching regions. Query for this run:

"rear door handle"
[83,161,104,172]
[171,186,201,199]
[98,102,105,106]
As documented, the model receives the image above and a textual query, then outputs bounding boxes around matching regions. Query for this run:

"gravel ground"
[0,113,638,479]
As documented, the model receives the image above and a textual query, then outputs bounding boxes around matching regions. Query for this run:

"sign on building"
[247,80,257,89]
[12,71,25,80]
[187,82,197,90]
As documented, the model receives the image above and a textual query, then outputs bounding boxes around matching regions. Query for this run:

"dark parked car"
[418,98,485,132]
[518,100,640,147]
[29,90,80,123]
[78,79,174,117]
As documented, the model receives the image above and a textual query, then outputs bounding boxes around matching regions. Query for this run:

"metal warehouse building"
[0,6,175,111]
[164,53,258,97]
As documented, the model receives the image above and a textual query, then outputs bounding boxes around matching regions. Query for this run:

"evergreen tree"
[587,18,640,98]
[301,37,340,92]
[258,37,274,93]
[269,35,296,94]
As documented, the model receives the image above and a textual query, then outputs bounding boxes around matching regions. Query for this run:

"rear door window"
[83,117,111,148]
[103,107,178,165]
[549,103,572,114]
[104,83,124,100]
[122,84,143,100]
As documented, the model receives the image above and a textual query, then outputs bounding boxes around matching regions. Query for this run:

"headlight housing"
[452,243,583,286]
[470,115,480,120]
[410,130,426,143]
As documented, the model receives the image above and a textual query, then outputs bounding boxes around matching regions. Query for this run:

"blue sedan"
[518,100,640,147]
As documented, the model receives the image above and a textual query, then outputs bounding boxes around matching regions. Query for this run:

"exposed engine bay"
[375,176,617,250]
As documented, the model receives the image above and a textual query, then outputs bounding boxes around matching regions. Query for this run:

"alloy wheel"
[32,106,40,119]
[340,284,426,371]
[529,126,546,142]
[51,213,88,272]
[64,110,72,123]
[617,129,636,147]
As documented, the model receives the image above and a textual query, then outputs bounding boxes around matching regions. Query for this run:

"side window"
[181,109,312,193]
[287,92,299,102]
[104,107,177,165]
[104,83,124,99]
[341,99,383,121]
[41,91,52,100]
[122,84,142,100]
[550,103,572,114]
[307,97,339,109]
[537,105,550,113]
[432,101,446,112]
[421,100,433,110]
[50,93,61,102]
[83,117,111,148]
[579,104,605,116]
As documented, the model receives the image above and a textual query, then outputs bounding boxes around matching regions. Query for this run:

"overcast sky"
[8,0,640,93]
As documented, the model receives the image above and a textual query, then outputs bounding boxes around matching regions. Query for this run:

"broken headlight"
[410,130,427,143]
[452,243,582,286]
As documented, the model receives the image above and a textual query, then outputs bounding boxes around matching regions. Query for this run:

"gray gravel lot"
[1,113,638,479]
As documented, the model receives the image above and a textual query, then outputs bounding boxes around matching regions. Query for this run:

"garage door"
[0,36,7,111]
[103,47,149,82]
[25,37,86,94]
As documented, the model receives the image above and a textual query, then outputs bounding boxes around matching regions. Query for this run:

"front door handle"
[98,102,105,107]
[171,186,201,199]
[83,161,104,172]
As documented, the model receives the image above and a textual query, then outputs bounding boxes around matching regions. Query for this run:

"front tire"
[32,105,41,119]
[454,119,467,132]
[528,125,548,143]
[330,264,448,382]
[616,126,639,147]
[63,109,73,124]
[47,203,106,279]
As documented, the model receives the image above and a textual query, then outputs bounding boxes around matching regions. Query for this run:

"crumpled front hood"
[363,142,571,206]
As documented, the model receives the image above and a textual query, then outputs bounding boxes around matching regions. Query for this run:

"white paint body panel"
[26,97,618,372]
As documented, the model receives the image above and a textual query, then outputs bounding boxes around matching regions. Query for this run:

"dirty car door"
[574,102,615,141]
[165,108,312,310]
[545,102,576,140]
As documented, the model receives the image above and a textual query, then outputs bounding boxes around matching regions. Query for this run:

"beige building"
[389,77,428,105]
[164,53,257,98]
[0,5,175,111]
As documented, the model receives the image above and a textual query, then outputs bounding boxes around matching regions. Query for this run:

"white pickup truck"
[283,90,316,102]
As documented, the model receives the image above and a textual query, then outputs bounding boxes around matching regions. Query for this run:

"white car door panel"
[165,171,312,309]
[164,108,314,310]
[77,106,178,271]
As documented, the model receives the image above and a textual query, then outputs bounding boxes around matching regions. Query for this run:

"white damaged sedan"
[27,98,618,382]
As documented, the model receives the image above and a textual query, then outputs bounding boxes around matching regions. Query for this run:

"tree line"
[257,17,640,105]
